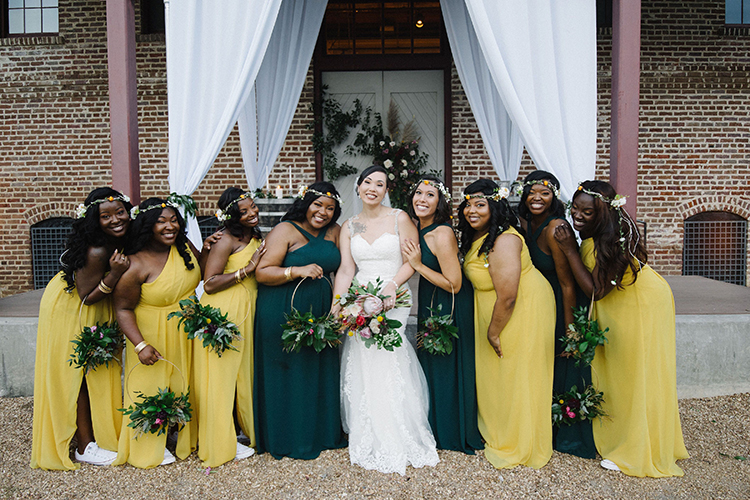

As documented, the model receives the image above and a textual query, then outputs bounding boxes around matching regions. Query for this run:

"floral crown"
[514,179,560,199]
[130,200,179,219]
[464,186,510,202]
[75,194,130,219]
[297,186,343,204]
[215,192,253,222]
[417,179,451,203]
[575,183,627,209]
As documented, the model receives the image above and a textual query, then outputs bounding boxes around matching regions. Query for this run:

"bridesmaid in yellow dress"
[459,179,556,470]
[113,197,206,468]
[31,188,131,469]
[554,180,688,477]
[196,188,266,467]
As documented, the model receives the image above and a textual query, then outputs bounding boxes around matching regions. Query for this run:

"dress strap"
[390,208,400,235]
[287,221,316,241]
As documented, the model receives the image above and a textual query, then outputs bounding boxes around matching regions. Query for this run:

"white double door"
[321,70,444,221]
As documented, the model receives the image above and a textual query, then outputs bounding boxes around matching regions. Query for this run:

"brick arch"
[23,202,76,226]
[676,195,750,221]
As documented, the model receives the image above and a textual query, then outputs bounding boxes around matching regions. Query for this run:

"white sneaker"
[160,448,176,466]
[75,442,117,466]
[235,442,255,461]
[600,459,621,471]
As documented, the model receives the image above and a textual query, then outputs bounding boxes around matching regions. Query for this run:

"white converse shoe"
[235,442,255,461]
[160,448,176,466]
[74,442,117,466]
[600,459,621,471]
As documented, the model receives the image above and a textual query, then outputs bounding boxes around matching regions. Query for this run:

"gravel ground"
[2,394,748,500]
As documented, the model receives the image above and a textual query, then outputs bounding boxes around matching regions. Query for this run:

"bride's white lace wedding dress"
[340,210,439,475]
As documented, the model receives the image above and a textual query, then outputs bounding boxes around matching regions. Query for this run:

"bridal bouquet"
[335,278,411,351]
[551,385,607,427]
[120,387,192,438]
[168,295,241,357]
[68,321,123,373]
[559,305,608,367]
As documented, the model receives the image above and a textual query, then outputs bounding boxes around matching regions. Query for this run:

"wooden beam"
[106,0,140,203]
[610,0,641,217]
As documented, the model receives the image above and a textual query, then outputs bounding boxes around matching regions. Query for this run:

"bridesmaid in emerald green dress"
[517,171,595,459]
[402,175,482,454]
[253,182,346,459]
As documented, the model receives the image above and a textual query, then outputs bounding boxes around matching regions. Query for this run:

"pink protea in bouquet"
[335,277,411,351]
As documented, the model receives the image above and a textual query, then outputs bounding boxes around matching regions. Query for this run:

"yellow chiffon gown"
[30,272,122,470]
[581,239,688,477]
[463,227,556,469]
[194,239,260,467]
[113,246,201,469]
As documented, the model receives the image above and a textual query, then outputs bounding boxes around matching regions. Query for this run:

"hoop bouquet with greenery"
[120,387,193,438]
[335,277,411,351]
[560,304,609,367]
[68,321,123,373]
[168,295,242,357]
[551,385,607,427]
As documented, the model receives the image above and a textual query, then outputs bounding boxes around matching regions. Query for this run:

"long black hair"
[573,180,647,288]
[61,187,132,291]
[217,187,262,240]
[125,198,194,270]
[281,181,342,228]
[407,174,452,225]
[457,179,520,257]
[516,170,566,222]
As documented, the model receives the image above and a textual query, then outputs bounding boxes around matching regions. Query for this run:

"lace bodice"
[349,210,403,283]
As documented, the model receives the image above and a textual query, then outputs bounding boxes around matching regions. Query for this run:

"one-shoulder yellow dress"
[31,272,123,470]
[581,239,688,477]
[463,227,556,469]
[194,239,260,467]
[113,246,201,469]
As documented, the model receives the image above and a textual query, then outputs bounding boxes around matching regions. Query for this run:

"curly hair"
[516,170,566,223]
[217,187,262,240]
[407,174,452,225]
[61,187,132,291]
[281,181,342,228]
[457,179,520,257]
[573,180,647,288]
[125,198,194,270]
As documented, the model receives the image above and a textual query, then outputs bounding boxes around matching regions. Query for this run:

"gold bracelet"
[98,280,113,294]
[134,340,149,354]
[235,270,242,284]
[284,267,293,281]
[204,275,219,285]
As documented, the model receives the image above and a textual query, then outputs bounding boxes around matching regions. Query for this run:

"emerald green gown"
[526,216,596,459]
[416,223,483,453]
[253,222,345,459]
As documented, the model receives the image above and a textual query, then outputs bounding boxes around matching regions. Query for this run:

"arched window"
[683,211,747,286]
[31,217,73,289]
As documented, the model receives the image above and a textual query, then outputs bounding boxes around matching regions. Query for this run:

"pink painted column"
[106,0,141,203]
[610,0,641,217]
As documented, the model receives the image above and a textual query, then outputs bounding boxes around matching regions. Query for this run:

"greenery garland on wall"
[310,87,436,210]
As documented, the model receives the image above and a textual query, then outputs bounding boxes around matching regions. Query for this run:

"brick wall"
[0,0,748,296]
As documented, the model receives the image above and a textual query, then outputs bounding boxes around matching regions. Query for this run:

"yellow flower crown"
[215,192,253,222]
[514,179,560,198]
[75,194,130,219]
[417,179,451,203]
[464,186,510,202]
[297,186,342,204]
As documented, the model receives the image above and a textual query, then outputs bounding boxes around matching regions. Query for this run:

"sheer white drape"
[238,0,328,192]
[441,0,524,183]
[165,0,283,244]
[459,0,597,199]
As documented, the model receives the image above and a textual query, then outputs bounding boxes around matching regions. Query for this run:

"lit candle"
[275,186,284,199]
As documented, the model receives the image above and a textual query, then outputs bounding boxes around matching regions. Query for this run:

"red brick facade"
[0,1,748,296]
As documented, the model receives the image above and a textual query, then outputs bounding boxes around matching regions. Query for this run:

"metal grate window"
[31,217,73,289]
[198,216,220,241]
[683,213,747,286]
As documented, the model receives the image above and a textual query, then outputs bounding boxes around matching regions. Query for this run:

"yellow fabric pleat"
[113,246,201,469]
[30,272,122,470]
[194,239,260,467]
[581,239,689,477]
[463,228,555,469]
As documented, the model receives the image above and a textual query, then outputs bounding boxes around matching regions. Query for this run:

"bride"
[332,165,439,475]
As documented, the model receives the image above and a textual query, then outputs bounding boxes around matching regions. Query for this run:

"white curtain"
[238,0,328,192]
[461,0,597,200]
[165,0,283,245]
[441,0,524,183]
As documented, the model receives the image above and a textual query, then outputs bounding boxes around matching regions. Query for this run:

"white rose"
[383,159,393,168]
[410,150,416,156]
[401,169,409,177]
[389,141,396,147]
[388,173,395,180]
[368,318,380,333]
[498,187,510,199]
[401,159,407,166]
